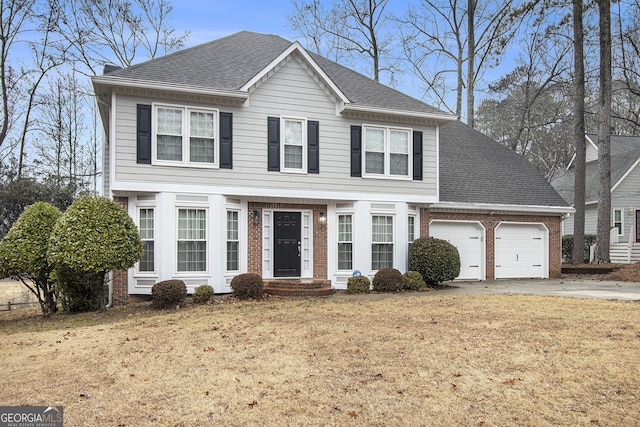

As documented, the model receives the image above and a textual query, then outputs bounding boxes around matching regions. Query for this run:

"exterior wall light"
[252,210,261,226]
[319,211,327,224]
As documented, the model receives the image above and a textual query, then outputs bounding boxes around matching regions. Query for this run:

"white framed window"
[408,215,416,242]
[363,125,411,178]
[282,117,306,172]
[154,104,218,167]
[138,208,155,272]
[613,209,623,236]
[177,208,207,272]
[372,215,394,270]
[337,214,353,271]
[226,210,239,271]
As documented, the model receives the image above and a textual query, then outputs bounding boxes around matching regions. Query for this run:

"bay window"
[177,208,207,272]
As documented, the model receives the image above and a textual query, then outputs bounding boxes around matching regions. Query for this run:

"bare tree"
[54,0,189,74]
[287,0,395,82]
[399,0,466,115]
[399,0,518,123]
[595,0,612,263]
[572,0,587,264]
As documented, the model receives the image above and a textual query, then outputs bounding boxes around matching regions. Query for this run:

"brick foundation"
[422,210,562,279]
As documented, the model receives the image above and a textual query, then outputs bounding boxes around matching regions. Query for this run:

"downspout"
[106,270,113,308]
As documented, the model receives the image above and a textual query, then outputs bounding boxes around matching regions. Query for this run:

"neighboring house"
[552,134,640,263]
[92,31,572,303]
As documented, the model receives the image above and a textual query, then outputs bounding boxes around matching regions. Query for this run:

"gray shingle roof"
[440,121,569,207]
[104,31,449,116]
[551,135,640,204]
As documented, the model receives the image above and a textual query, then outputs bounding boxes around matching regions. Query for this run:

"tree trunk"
[467,0,476,127]
[596,0,612,263]
[572,0,587,264]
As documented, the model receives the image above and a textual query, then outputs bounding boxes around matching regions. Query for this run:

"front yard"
[1,294,639,426]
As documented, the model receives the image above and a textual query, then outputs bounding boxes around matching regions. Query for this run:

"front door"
[274,211,301,277]
[636,211,640,242]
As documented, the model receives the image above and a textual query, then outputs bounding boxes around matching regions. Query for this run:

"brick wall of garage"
[420,210,562,279]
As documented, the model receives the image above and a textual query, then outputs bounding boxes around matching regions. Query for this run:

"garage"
[494,223,548,279]
[429,221,485,280]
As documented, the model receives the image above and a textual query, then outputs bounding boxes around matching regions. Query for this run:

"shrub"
[346,275,370,294]
[402,271,427,291]
[54,265,104,312]
[230,273,263,300]
[408,237,461,285]
[562,234,597,263]
[0,202,61,316]
[152,280,187,309]
[372,268,403,292]
[193,284,214,304]
[48,196,143,311]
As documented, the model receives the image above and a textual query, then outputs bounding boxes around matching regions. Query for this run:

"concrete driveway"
[333,277,640,301]
[437,278,640,301]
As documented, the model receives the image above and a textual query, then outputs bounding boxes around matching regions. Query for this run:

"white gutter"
[91,76,249,100]
[432,201,575,214]
[341,104,458,122]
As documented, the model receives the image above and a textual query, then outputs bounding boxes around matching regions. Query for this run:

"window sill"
[361,174,411,181]
[152,161,219,169]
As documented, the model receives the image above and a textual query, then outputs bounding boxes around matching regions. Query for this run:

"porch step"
[264,279,335,297]
[610,244,640,264]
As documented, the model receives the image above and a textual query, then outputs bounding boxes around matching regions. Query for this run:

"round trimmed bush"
[372,268,403,292]
[230,273,263,300]
[152,279,187,309]
[408,237,460,285]
[346,275,370,294]
[192,284,214,304]
[402,271,427,291]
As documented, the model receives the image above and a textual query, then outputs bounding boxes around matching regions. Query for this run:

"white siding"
[111,56,438,201]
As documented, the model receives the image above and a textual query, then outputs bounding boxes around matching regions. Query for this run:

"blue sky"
[172,0,300,46]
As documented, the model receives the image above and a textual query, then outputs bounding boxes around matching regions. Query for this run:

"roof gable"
[552,135,640,204]
[94,31,455,122]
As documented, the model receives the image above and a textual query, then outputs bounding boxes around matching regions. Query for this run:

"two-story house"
[92,31,572,303]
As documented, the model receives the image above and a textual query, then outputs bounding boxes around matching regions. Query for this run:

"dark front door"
[274,211,301,277]
[636,211,640,242]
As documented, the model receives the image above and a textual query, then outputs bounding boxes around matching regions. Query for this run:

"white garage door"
[429,221,484,281]
[495,223,547,279]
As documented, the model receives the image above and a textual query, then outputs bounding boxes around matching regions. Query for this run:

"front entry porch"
[263,279,335,297]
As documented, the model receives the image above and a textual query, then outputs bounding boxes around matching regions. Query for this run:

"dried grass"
[1,294,640,426]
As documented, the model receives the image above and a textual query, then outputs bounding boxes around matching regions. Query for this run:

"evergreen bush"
[152,280,187,309]
[402,271,427,291]
[230,273,264,300]
[408,237,460,285]
[372,268,403,292]
[193,284,214,304]
[346,275,371,294]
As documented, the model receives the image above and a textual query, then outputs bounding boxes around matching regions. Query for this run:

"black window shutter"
[350,125,362,177]
[267,117,280,171]
[219,112,233,169]
[307,120,319,174]
[413,131,423,181]
[137,104,152,164]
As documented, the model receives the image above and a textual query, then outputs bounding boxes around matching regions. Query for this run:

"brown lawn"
[1,294,640,426]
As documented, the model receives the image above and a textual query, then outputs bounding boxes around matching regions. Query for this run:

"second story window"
[363,125,411,179]
[154,104,217,167]
[283,118,305,171]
